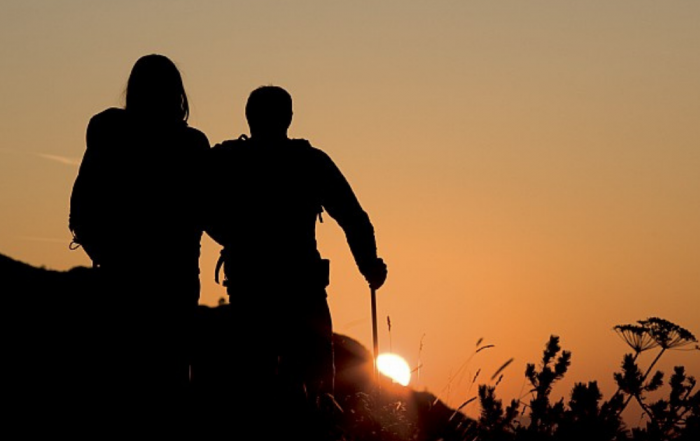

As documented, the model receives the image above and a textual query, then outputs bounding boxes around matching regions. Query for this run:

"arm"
[69,113,110,264]
[317,150,387,289]
[186,127,212,237]
[200,142,233,247]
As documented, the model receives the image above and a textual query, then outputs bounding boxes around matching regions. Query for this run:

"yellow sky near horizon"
[1,0,698,420]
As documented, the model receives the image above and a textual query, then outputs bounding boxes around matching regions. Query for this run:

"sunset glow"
[1,1,698,427]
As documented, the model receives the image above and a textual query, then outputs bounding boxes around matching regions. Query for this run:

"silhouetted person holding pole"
[69,54,210,436]
[201,85,387,439]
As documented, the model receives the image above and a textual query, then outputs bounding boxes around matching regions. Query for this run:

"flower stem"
[641,347,666,380]
[619,348,666,416]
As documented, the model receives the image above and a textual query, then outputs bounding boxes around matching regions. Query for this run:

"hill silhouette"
[2,252,469,439]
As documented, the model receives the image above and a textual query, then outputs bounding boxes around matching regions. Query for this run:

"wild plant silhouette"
[439,318,698,441]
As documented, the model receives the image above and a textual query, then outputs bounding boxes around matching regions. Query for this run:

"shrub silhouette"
[457,318,698,441]
[323,321,697,441]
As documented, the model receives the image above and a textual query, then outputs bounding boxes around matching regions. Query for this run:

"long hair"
[125,54,189,123]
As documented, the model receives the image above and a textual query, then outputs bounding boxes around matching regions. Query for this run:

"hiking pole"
[370,286,379,385]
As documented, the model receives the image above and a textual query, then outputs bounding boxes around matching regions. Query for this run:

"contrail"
[1,147,80,166]
[33,152,80,166]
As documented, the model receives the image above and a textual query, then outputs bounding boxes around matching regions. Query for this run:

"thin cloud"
[33,152,81,166]
[1,147,80,166]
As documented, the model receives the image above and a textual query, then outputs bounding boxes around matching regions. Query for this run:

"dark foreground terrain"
[6,253,697,440]
[3,253,466,440]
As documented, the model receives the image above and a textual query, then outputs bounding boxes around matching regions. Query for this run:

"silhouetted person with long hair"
[202,85,387,440]
[69,54,210,435]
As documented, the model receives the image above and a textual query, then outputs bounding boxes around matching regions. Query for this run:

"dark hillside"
[2,253,468,439]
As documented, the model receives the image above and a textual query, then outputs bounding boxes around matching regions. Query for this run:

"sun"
[376,353,411,386]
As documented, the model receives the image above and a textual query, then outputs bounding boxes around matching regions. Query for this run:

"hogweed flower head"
[614,324,659,354]
[638,317,698,350]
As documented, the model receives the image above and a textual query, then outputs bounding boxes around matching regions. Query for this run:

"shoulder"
[289,138,331,160]
[206,136,246,166]
[297,140,338,171]
[287,139,344,181]
[85,108,127,147]
[288,137,316,150]
[182,125,211,150]
[211,135,250,153]
[88,107,125,129]
[92,107,124,120]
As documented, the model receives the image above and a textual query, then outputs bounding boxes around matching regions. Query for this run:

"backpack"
[208,135,327,287]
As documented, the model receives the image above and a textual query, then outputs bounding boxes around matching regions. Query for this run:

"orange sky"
[1,1,698,420]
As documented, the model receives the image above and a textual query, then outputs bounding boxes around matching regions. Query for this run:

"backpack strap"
[214,249,226,286]
[211,134,251,285]
[69,231,82,251]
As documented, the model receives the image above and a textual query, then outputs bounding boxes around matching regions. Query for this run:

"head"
[245,85,293,139]
[125,54,189,122]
